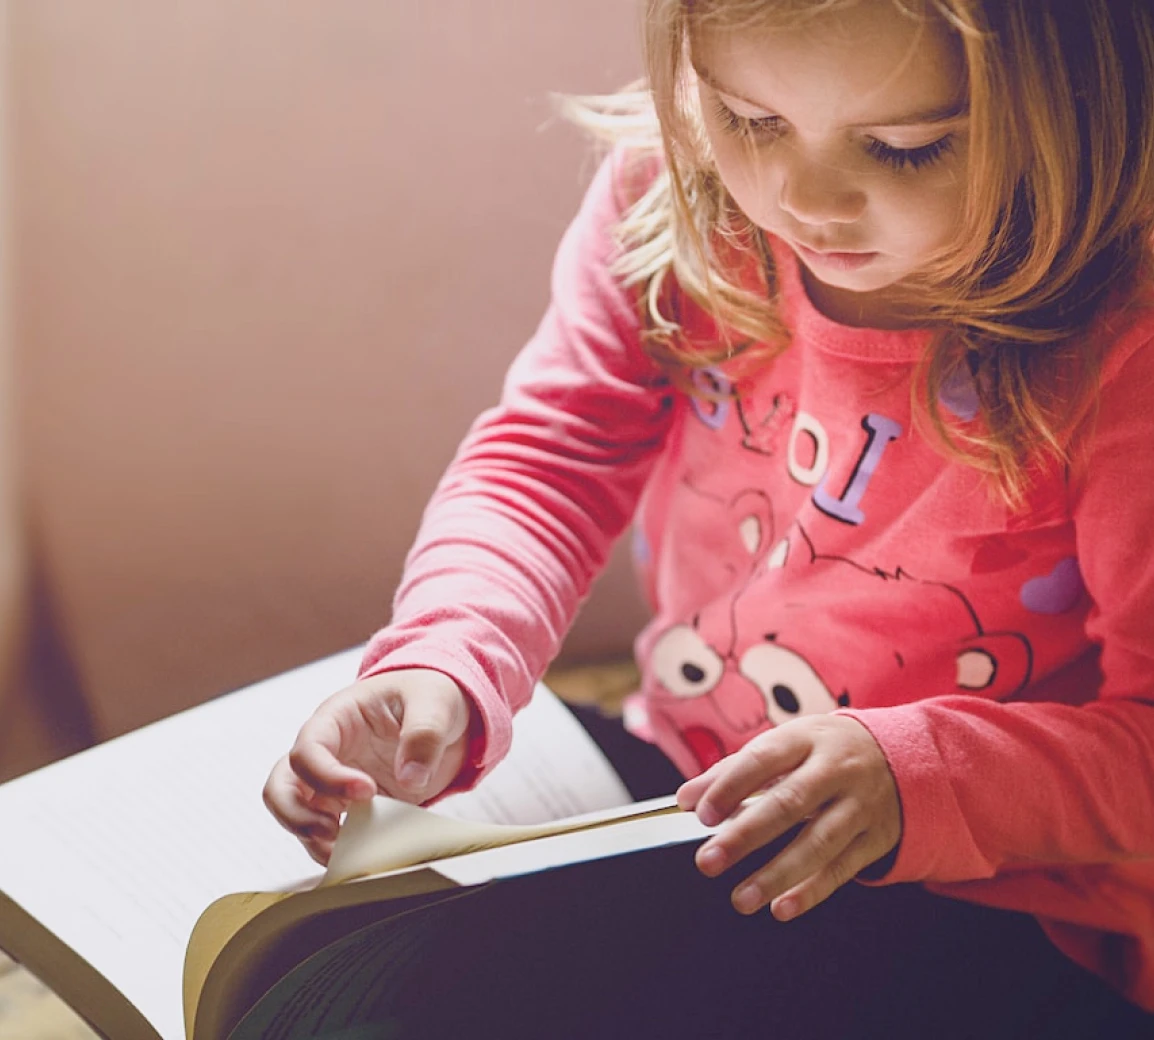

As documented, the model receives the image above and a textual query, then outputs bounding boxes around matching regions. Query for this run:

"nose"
[777,150,866,227]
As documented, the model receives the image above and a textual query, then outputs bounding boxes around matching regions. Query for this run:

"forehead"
[690,0,965,125]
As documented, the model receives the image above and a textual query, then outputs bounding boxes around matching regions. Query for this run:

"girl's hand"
[677,714,901,921]
[263,668,473,864]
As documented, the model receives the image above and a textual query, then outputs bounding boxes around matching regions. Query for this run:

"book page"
[0,652,348,1040]
[323,686,636,883]
[0,647,625,1040]
[324,793,677,883]
[430,686,631,825]
[432,806,709,887]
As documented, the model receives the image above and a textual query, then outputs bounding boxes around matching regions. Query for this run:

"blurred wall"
[6,1,648,761]
[0,1,37,769]
[0,4,16,681]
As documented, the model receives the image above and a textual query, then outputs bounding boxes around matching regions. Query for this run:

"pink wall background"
[6,1,647,766]
[0,3,32,764]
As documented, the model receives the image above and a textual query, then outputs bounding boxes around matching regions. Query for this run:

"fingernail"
[697,803,721,828]
[346,778,374,800]
[398,762,431,790]
[733,884,761,914]
[697,845,725,876]
[773,897,798,922]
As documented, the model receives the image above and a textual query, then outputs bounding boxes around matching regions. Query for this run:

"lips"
[797,242,863,257]
[794,241,878,272]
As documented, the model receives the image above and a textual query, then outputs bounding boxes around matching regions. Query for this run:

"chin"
[804,264,902,295]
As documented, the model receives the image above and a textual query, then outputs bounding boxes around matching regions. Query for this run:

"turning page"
[0,648,629,1040]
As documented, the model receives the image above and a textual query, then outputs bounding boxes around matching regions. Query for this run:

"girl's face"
[692,1,970,326]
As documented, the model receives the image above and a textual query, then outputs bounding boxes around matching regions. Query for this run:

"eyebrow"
[693,62,969,127]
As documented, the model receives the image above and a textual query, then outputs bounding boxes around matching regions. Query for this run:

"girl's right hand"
[263,668,473,864]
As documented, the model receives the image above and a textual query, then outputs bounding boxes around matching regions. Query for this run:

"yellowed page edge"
[187,868,457,1040]
[182,890,290,1040]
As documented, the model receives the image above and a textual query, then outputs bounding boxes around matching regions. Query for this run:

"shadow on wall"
[1,1,647,780]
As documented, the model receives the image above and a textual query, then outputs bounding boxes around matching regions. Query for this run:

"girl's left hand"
[676,714,901,921]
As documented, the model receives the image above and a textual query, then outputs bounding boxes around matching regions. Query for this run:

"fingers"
[725,800,868,917]
[765,833,884,921]
[694,757,832,877]
[288,725,378,801]
[679,722,813,826]
[262,755,344,864]
[675,761,723,811]
[265,708,380,865]
[392,674,470,798]
[678,715,903,921]
[264,669,474,864]
[303,837,335,867]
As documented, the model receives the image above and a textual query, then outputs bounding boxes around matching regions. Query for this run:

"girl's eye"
[711,93,955,173]
[864,134,954,171]
[713,99,785,140]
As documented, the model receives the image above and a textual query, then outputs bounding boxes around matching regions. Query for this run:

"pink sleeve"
[358,152,672,790]
[844,328,1154,884]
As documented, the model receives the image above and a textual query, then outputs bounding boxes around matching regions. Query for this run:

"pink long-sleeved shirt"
[361,153,1154,1009]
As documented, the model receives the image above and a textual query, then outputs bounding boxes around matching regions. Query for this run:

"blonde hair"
[565,0,1154,505]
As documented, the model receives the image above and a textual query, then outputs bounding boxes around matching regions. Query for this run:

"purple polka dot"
[939,365,980,422]
[1020,557,1085,615]
[690,367,732,431]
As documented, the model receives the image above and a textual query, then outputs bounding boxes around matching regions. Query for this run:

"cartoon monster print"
[639,480,780,772]
[733,524,1034,721]
[644,521,1034,775]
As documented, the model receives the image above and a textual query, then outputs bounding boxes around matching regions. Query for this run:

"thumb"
[393,679,468,796]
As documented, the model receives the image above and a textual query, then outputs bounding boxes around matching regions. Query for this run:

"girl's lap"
[477,706,1154,1040]
[386,838,1149,1039]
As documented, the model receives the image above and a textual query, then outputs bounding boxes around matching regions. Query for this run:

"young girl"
[265,1,1154,1035]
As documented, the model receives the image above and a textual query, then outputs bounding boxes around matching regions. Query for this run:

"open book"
[0,648,714,1040]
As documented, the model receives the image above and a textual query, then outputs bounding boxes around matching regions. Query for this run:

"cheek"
[883,150,969,249]
[877,178,965,252]
[708,138,779,228]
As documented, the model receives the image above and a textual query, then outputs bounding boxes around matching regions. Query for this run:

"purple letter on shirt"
[812,414,902,526]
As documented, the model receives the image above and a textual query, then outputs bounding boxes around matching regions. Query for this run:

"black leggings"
[489,703,1154,1040]
[251,707,1154,1039]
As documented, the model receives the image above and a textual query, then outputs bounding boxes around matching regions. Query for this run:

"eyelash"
[712,100,955,172]
[863,135,954,171]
